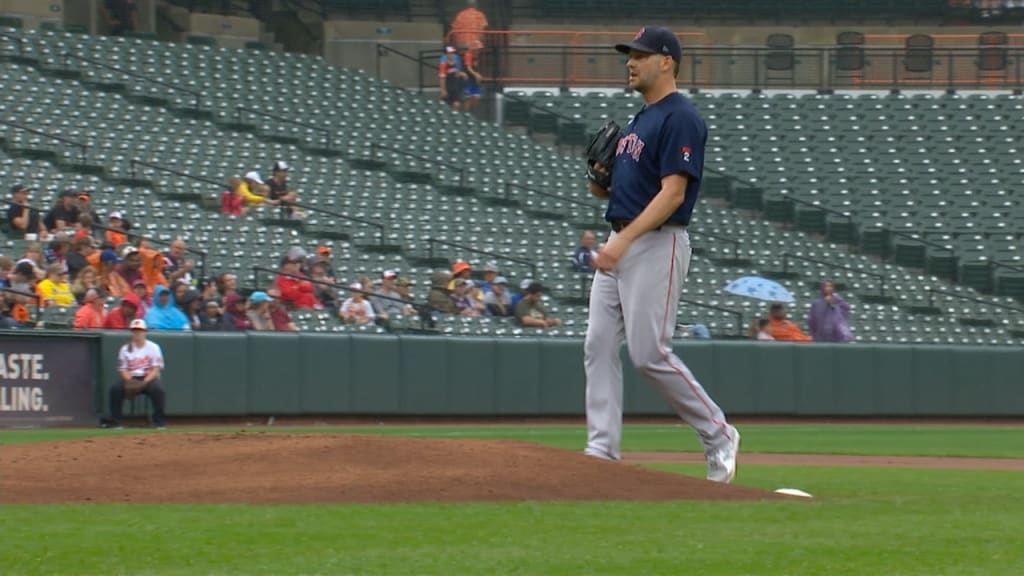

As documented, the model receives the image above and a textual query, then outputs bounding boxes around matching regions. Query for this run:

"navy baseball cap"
[615,26,682,62]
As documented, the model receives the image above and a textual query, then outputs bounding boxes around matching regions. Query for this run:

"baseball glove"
[124,377,146,400]
[584,120,621,190]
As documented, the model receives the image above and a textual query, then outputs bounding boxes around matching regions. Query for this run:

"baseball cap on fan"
[615,26,682,62]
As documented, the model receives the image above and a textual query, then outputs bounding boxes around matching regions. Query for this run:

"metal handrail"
[369,142,466,189]
[0,118,90,165]
[690,229,743,260]
[503,181,603,221]
[130,158,226,189]
[426,238,538,279]
[781,251,887,296]
[62,52,203,109]
[0,30,24,55]
[678,297,744,338]
[290,201,387,245]
[235,106,333,150]
[926,287,1024,313]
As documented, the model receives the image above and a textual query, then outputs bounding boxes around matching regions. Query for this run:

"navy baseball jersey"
[605,92,707,225]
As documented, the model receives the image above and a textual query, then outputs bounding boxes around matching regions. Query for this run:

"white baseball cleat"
[706,426,740,483]
[583,448,619,461]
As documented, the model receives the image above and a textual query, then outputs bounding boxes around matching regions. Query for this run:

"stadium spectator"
[429,270,455,314]
[215,272,238,303]
[483,276,512,317]
[111,246,144,293]
[448,260,472,291]
[767,303,813,342]
[266,161,300,218]
[515,282,561,328]
[43,189,80,233]
[36,264,75,307]
[71,266,99,304]
[450,278,483,316]
[103,293,139,329]
[140,245,170,294]
[18,242,46,280]
[236,171,269,206]
[75,191,100,228]
[221,177,246,216]
[572,230,598,272]
[339,283,376,325]
[97,249,127,296]
[309,260,337,309]
[102,319,166,430]
[43,233,70,268]
[6,184,44,238]
[439,46,466,110]
[373,270,414,322]
[449,0,488,49]
[807,280,852,342]
[102,0,138,36]
[246,291,275,331]
[196,277,218,302]
[266,288,298,331]
[461,41,484,112]
[10,261,37,293]
[144,285,190,331]
[198,299,225,331]
[0,256,13,288]
[171,279,190,305]
[0,293,22,328]
[131,279,150,318]
[163,239,194,285]
[66,236,95,282]
[72,213,97,246]
[276,254,320,309]
[73,288,106,330]
[511,278,532,309]
[105,211,129,247]
[478,261,498,294]
[312,245,336,277]
[395,276,415,305]
[178,289,202,331]
[223,292,252,330]
[753,318,775,341]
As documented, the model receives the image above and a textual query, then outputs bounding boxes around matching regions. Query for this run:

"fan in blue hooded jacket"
[144,285,191,331]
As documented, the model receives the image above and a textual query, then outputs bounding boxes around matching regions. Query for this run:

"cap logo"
[634,28,645,40]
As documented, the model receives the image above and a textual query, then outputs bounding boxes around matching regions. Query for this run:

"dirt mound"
[0,433,779,504]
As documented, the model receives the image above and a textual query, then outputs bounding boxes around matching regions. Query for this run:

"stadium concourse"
[1,27,1023,344]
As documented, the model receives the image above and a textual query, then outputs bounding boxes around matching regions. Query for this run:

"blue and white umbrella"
[723,276,795,304]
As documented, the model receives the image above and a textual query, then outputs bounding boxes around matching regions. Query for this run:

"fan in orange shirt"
[767,303,813,342]
[139,245,169,294]
[449,0,488,49]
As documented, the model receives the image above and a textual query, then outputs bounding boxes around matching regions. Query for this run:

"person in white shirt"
[339,282,376,325]
[102,319,167,429]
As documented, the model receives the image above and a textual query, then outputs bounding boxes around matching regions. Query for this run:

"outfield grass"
[3,424,1023,575]
[4,423,1024,458]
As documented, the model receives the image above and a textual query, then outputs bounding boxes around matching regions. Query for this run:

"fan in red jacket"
[275,255,321,309]
[104,293,142,329]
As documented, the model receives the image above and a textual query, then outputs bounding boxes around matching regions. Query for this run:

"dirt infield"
[627,452,1024,471]
[0,433,782,504]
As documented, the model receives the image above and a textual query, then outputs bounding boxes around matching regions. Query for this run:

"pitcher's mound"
[0,432,781,504]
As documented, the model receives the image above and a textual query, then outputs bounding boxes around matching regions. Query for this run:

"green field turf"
[3,424,1023,575]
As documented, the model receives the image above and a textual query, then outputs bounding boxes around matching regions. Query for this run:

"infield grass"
[2,424,1023,575]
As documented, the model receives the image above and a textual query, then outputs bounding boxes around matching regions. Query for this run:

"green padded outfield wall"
[92,332,1024,417]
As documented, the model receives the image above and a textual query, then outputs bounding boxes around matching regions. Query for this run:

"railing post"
[782,252,789,275]
[504,181,511,201]
[880,276,886,298]
[131,159,136,180]
[378,224,385,245]
[927,288,934,308]
[428,238,434,262]
[459,168,465,190]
